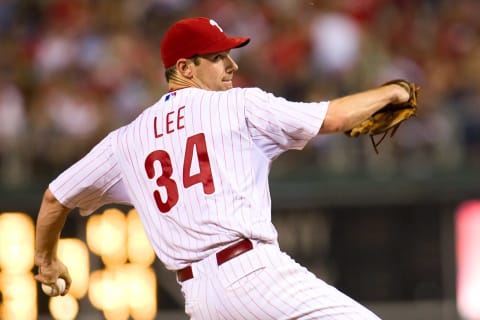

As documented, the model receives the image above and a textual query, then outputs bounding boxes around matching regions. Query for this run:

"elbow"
[43,188,62,206]
[40,188,72,214]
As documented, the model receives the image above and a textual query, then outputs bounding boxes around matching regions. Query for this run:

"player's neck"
[168,74,201,91]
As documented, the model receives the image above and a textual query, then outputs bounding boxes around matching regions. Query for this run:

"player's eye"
[202,51,229,62]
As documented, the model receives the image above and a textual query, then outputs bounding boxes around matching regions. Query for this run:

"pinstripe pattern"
[182,242,381,319]
[51,87,328,269]
[49,86,380,318]
[49,137,125,216]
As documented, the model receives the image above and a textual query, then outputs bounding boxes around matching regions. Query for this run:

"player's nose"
[225,54,239,72]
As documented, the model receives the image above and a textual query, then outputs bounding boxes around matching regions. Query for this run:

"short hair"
[164,65,176,82]
[164,56,201,82]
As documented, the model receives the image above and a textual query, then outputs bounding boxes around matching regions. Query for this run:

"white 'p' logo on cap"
[209,19,224,32]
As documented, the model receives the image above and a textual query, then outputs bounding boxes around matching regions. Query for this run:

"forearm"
[34,188,71,265]
[320,84,408,133]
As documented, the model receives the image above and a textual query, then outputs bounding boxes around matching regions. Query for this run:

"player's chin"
[221,80,234,90]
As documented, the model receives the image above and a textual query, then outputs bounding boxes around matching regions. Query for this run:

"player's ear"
[176,59,194,78]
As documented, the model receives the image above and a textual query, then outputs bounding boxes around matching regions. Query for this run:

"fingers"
[35,275,71,296]
[35,260,72,295]
[34,273,49,284]
[62,273,72,295]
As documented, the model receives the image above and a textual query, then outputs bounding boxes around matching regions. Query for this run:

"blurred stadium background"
[1,0,480,319]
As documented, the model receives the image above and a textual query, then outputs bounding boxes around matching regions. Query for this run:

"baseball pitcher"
[34,17,418,319]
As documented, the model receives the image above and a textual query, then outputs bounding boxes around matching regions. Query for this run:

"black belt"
[177,239,254,282]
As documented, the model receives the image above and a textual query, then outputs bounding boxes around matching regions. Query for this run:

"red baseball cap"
[160,17,250,68]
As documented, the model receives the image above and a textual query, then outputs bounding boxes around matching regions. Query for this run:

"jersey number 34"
[144,133,215,213]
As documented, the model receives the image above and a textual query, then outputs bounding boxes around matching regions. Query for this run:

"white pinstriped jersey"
[50,87,328,270]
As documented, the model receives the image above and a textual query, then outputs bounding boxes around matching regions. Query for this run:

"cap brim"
[196,37,250,56]
[232,37,250,49]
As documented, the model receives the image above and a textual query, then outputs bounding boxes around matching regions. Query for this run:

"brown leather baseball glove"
[345,79,420,153]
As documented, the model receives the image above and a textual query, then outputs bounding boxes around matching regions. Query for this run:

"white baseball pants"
[179,241,381,319]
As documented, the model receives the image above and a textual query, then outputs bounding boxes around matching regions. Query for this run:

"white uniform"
[50,87,381,319]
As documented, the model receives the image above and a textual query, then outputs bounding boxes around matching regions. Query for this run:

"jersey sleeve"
[243,87,329,159]
[49,132,131,216]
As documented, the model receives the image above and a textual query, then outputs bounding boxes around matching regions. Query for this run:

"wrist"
[34,252,57,267]
[381,80,411,104]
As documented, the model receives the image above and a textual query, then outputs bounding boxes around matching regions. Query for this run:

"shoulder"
[238,87,267,96]
[227,87,274,104]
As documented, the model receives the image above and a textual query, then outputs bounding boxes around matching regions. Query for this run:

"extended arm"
[34,188,72,295]
[319,83,410,134]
